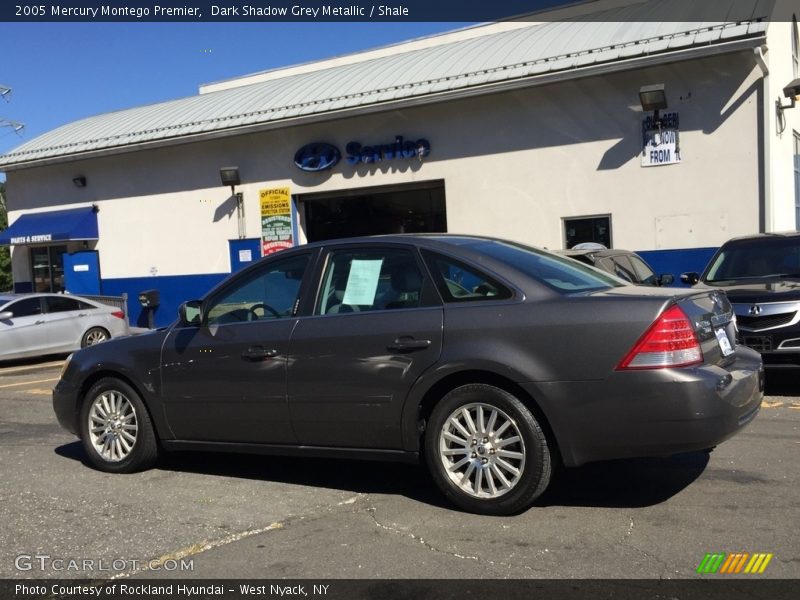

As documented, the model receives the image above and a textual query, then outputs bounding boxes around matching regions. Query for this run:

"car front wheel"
[424,384,552,515]
[79,378,158,473]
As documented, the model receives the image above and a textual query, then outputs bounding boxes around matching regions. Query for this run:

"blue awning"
[0,207,98,245]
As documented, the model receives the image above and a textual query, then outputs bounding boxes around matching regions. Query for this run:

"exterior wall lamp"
[219,166,245,239]
[639,83,668,122]
[776,78,800,134]
[72,176,86,188]
[777,77,800,112]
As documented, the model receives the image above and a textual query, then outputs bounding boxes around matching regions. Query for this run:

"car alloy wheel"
[82,327,109,347]
[438,402,526,498]
[425,384,551,515]
[87,390,138,462]
[79,377,158,473]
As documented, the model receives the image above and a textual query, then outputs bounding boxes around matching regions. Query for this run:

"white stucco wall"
[766,16,800,231]
[5,50,763,280]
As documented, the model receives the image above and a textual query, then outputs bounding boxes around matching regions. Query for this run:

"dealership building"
[1,0,799,327]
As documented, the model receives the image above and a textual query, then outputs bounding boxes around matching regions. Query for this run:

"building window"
[563,215,612,249]
[795,131,800,230]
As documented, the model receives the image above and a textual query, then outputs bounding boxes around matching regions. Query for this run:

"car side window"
[628,255,657,286]
[205,255,310,325]
[6,297,43,318]
[44,297,83,313]
[611,256,637,283]
[422,250,512,303]
[317,248,423,314]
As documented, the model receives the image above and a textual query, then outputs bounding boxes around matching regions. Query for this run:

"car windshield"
[704,236,800,283]
[474,241,624,293]
[0,295,16,308]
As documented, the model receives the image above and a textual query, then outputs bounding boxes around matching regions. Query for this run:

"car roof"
[295,233,506,251]
[0,292,101,304]
[722,231,800,243]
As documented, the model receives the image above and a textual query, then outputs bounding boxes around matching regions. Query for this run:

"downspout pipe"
[754,45,771,233]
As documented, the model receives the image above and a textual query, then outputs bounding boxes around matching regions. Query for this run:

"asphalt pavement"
[0,357,797,581]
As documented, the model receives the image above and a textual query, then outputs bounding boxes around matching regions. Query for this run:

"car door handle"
[241,346,278,361]
[387,337,432,352]
[78,312,88,317]
[34,320,46,325]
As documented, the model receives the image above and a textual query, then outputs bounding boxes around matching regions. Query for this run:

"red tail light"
[617,304,702,370]
[111,311,125,320]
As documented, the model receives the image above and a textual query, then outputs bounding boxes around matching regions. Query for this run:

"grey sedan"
[53,235,763,515]
[0,293,128,361]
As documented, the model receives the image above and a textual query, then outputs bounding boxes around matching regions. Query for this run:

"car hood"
[695,279,800,303]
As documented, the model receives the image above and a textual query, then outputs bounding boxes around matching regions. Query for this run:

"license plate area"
[716,327,734,356]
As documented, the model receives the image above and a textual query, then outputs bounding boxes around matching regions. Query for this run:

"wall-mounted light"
[778,77,800,112]
[639,84,667,120]
[72,176,86,188]
[219,166,240,193]
[776,78,800,134]
[219,166,245,239]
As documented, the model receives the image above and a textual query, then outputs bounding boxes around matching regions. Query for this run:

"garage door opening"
[299,181,446,243]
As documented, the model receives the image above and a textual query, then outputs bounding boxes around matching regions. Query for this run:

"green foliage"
[0,182,11,291]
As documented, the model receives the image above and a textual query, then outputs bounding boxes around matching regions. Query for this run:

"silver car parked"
[0,293,129,361]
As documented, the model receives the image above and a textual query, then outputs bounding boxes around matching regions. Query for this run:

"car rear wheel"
[81,327,109,348]
[425,384,551,515]
[79,378,158,473]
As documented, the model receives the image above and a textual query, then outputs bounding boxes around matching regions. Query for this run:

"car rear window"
[474,241,623,293]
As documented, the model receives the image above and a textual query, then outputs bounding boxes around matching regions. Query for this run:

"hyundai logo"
[294,143,340,172]
[748,305,762,316]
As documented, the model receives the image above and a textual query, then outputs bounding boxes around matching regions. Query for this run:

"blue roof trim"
[0,207,99,245]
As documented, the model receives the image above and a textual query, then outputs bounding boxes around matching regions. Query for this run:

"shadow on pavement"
[536,451,709,508]
[0,354,68,369]
[56,441,709,511]
[763,370,800,397]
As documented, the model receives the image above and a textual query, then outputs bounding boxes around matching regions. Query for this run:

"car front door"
[160,252,313,444]
[0,297,47,360]
[287,245,443,449]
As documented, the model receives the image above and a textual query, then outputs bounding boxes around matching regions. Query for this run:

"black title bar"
[1,0,788,23]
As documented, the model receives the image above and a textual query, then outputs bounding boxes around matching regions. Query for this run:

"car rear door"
[287,244,443,449]
[41,296,88,352]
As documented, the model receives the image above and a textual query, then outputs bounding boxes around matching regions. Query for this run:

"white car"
[0,293,129,361]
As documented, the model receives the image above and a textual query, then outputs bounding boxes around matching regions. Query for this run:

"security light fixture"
[72,176,86,188]
[778,77,800,111]
[219,167,240,193]
[639,84,668,113]
[219,166,245,239]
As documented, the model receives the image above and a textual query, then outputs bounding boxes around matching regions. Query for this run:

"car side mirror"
[680,272,700,285]
[178,300,203,326]
[0,311,13,320]
[658,273,675,286]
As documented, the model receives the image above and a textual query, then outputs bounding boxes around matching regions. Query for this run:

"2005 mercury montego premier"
[53,235,763,515]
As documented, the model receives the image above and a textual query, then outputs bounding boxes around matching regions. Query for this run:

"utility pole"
[0,84,25,134]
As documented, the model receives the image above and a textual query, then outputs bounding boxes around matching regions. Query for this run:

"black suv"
[559,246,674,286]
[682,232,800,367]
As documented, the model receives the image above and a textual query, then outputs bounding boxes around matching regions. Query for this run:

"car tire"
[424,384,551,515]
[81,327,109,348]
[79,378,158,473]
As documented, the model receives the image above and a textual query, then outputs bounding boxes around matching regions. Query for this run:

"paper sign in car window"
[342,259,384,306]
